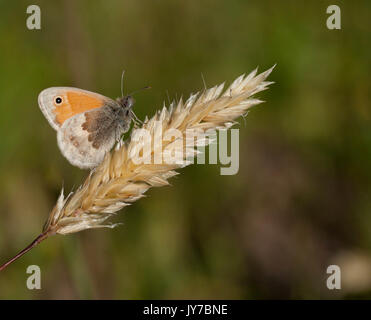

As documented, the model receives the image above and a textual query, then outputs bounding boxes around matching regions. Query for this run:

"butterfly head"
[117,95,135,111]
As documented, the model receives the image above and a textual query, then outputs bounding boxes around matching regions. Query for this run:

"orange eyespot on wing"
[54,91,107,125]
[38,87,114,130]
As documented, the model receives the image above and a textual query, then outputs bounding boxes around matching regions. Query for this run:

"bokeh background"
[0,0,370,299]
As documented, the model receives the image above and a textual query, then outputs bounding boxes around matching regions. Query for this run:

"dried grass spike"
[0,65,275,271]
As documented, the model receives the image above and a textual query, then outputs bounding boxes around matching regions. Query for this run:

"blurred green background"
[0,0,370,299]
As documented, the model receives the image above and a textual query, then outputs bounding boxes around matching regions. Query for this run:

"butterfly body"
[38,87,134,169]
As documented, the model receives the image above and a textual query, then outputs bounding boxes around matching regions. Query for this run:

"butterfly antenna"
[121,70,126,97]
[129,86,151,96]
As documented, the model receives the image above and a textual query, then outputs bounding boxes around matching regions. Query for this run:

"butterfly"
[38,73,145,169]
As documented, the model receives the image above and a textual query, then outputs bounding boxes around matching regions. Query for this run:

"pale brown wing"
[57,106,118,169]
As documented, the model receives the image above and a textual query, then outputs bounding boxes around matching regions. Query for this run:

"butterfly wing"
[57,106,119,169]
[38,87,115,130]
